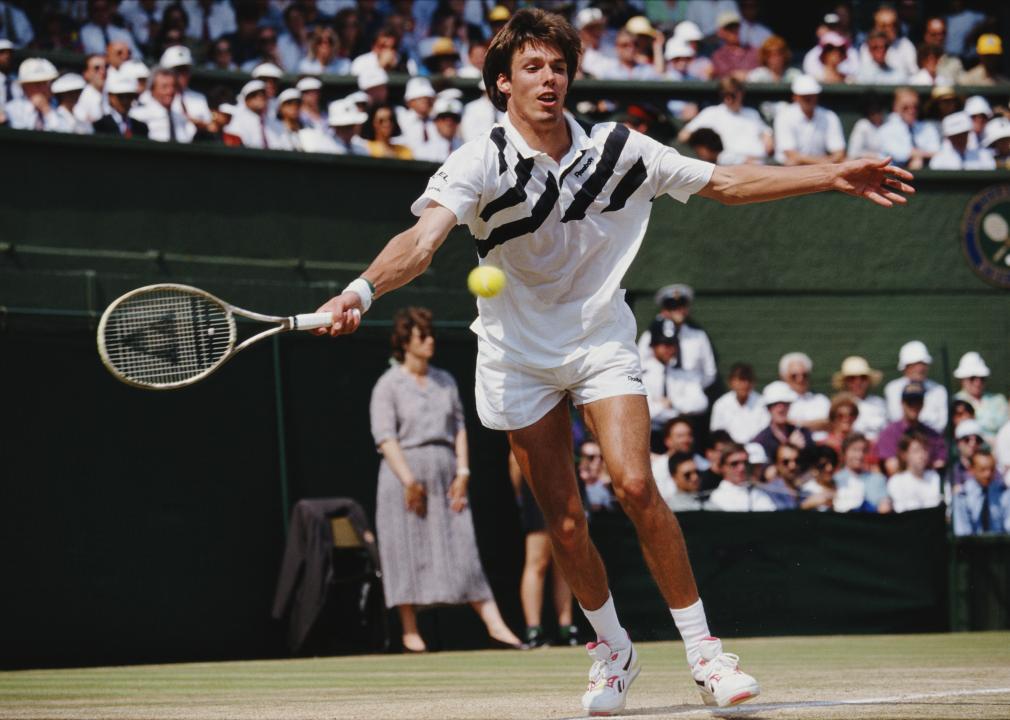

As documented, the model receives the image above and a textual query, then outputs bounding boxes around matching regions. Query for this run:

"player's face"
[500,41,568,127]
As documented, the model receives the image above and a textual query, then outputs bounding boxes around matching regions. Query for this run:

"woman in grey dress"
[369,307,523,653]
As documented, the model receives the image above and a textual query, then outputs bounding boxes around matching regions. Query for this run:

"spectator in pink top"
[711,11,758,80]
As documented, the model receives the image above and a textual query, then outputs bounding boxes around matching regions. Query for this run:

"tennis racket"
[97,283,346,390]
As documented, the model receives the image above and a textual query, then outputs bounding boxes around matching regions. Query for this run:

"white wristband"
[344,277,374,313]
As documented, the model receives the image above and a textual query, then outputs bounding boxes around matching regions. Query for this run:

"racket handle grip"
[292,312,336,331]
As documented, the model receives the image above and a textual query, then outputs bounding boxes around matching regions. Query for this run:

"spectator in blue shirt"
[952,450,1010,536]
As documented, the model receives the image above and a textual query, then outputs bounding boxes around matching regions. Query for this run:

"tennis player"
[316,9,913,715]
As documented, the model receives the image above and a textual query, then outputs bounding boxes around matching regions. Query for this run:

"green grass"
[2,633,1009,719]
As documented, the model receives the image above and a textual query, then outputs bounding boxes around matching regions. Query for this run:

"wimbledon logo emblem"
[961,184,1010,289]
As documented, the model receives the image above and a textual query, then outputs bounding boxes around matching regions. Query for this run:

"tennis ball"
[467,265,506,298]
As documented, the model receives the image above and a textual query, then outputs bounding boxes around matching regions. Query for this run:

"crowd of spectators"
[581,284,1010,535]
[1,1,1009,168]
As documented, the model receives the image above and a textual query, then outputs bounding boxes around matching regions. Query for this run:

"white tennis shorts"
[474,337,647,431]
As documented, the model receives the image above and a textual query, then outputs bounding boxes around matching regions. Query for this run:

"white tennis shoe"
[691,637,760,707]
[581,639,640,716]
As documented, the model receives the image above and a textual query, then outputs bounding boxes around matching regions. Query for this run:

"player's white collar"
[499,110,594,160]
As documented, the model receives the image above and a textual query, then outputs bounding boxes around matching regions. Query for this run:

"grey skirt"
[375,443,493,608]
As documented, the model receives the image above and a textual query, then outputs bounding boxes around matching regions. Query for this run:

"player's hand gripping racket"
[97,283,349,390]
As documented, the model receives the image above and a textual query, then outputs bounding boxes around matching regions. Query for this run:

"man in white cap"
[73,54,108,126]
[574,7,615,79]
[413,95,463,162]
[356,65,388,107]
[929,111,996,170]
[93,73,148,138]
[752,381,812,462]
[637,284,717,391]
[269,87,324,152]
[160,45,212,129]
[223,79,270,149]
[131,67,195,143]
[983,117,1010,169]
[953,352,1007,442]
[884,340,948,434]
[5,58,62,131]
[773,75,845,165]
[778,352,830,428]
[965,95,992,147]
[876,87,941,170]
[673,20,715,80]
[51,74,93,134]
[327,98,369,155]
[397,76,437,158]
[251,62,283,115]
[296,76,325,130]
[664,38,697,81]
[80,0,141,58]
[832,356,887,440]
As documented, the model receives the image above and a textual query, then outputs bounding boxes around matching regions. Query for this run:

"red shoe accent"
[729,691,755,705]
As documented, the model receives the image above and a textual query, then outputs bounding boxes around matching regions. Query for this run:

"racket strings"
[102,290,233,386]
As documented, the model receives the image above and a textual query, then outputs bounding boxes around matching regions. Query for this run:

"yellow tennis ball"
[467,265,506,298]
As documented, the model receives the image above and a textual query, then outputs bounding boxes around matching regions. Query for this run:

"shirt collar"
[499,110,594,161]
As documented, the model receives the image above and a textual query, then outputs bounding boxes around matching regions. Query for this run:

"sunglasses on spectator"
[779,458,798,466]
[727,458,748,467]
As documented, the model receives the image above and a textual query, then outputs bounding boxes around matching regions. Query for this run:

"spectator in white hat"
[295,76,325,130]
[0,39,20,108]
[327,98,369,156]
[269,87,336,153]
[250,62,283,116]
[131,67,195,143]
[773,75,845,165]
[802,13,859,81]
[80,0,141,59]
[460,78,503,143]
[677,77,771,165]
[637,284,717,390]
[710,362,769,445]
[574,5,609,78]
[832,356,887,440]
[983,117,1010,170]
[752,381,812,462]
[965,95,993,147]
[298,26,350,76]
[672,20,714,80]
[5,58,61,131]
[812,31,852,84]
[357,65,389,107]
[120,60,150,96]
[412,95,463,163]
[884,341,948,434]
[93,73,147,138]
[0,2,33,48]
[876,87,941,170]
[161,45,212,129]
[929,111,995,170]
[396,76,436,158]
[72,54,108,126]
[51,74,93,134]
[223,79,270,149]
[663,38,696,81]
[778,352,830,428]
[953,352,1007,441]
[855,30,907,85]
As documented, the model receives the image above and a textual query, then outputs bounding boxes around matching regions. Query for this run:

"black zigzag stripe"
[561,124,630,222]
[479,156,536,222]
[475,172,559,258]
[602,156,648,213]
[489,126,508,175]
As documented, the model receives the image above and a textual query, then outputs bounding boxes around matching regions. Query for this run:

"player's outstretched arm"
[698,156,914,208]
[314,203,457,336]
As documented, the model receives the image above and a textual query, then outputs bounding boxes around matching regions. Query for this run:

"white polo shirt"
[636,323,718,389]
[413,112,714,369]
[887,470,942,514]
[681,103,771,164]
[710,390,769,444]
[773,102,845,164]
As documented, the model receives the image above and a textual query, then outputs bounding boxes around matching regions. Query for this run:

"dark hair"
[706,429,733,451]
[775,442,800,462]
[688,127,723,153]
[952,399,975,417]
[867,29,889,46]
[829,393,859,422]
[720,443,748,467]
[729,362,755,382]
[360,103,401,140]
[390,307,434,362]
[663,415,694,439]
[917,42,943,65]
[898,431,929,455]
[668,451,696,477]
[841,432,868,455]
[718,76,744,96]
[483,7,581,112]
[813,444,838,468]
[206,85,235,110]
[972,448,994,465]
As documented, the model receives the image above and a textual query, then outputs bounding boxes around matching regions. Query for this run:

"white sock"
[670,598,710,667]
[580,593,629,650]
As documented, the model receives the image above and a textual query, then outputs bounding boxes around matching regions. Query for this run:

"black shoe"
[557,624,580,646]
[524,625,548,648]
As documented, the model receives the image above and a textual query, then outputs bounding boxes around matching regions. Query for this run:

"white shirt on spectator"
[739,19,772,49]
[268,124,338,153]
[277,32,307,72]
[945,9,985,56]
[802,45,859,80]
[853,394,888,440]
[1,71,23,104]
[223,106,270,148]
[709,480,777,512]
[643,355,709,427]
[397,106,435,157]
[858,36,917,77]
[855,59,907,85]
[80,23,141,58]
[876,113,941,166]
[847,118,884,158]
[174,88,212,124]
[908,69,954,86]
[711,390,769,444]
[413,131,461,163]
[652,453,711,510]
[928,140,996,170]
[350,51,383,77]
[331,134,371,156]
[887,469,942,513]
[53,105,93,134]
[131,101,196,143]
[119,0,162,46]
[995,421,1010,478]
[773,102,845,165]
[681,103,770,164]
[788,391,831,426]
[5,98,62,131]
[884,377,948,434]
[582,47,619,80]
[73,84,106,124]
[686,0,741,36]
[461,94,503,143]
[0,1,35,47]
[298,56,351,76]
[181,0,236,42]
[637,324,717,389]
[598,63,662,81]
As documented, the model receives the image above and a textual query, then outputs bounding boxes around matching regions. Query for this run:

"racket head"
[97,284,237,390]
